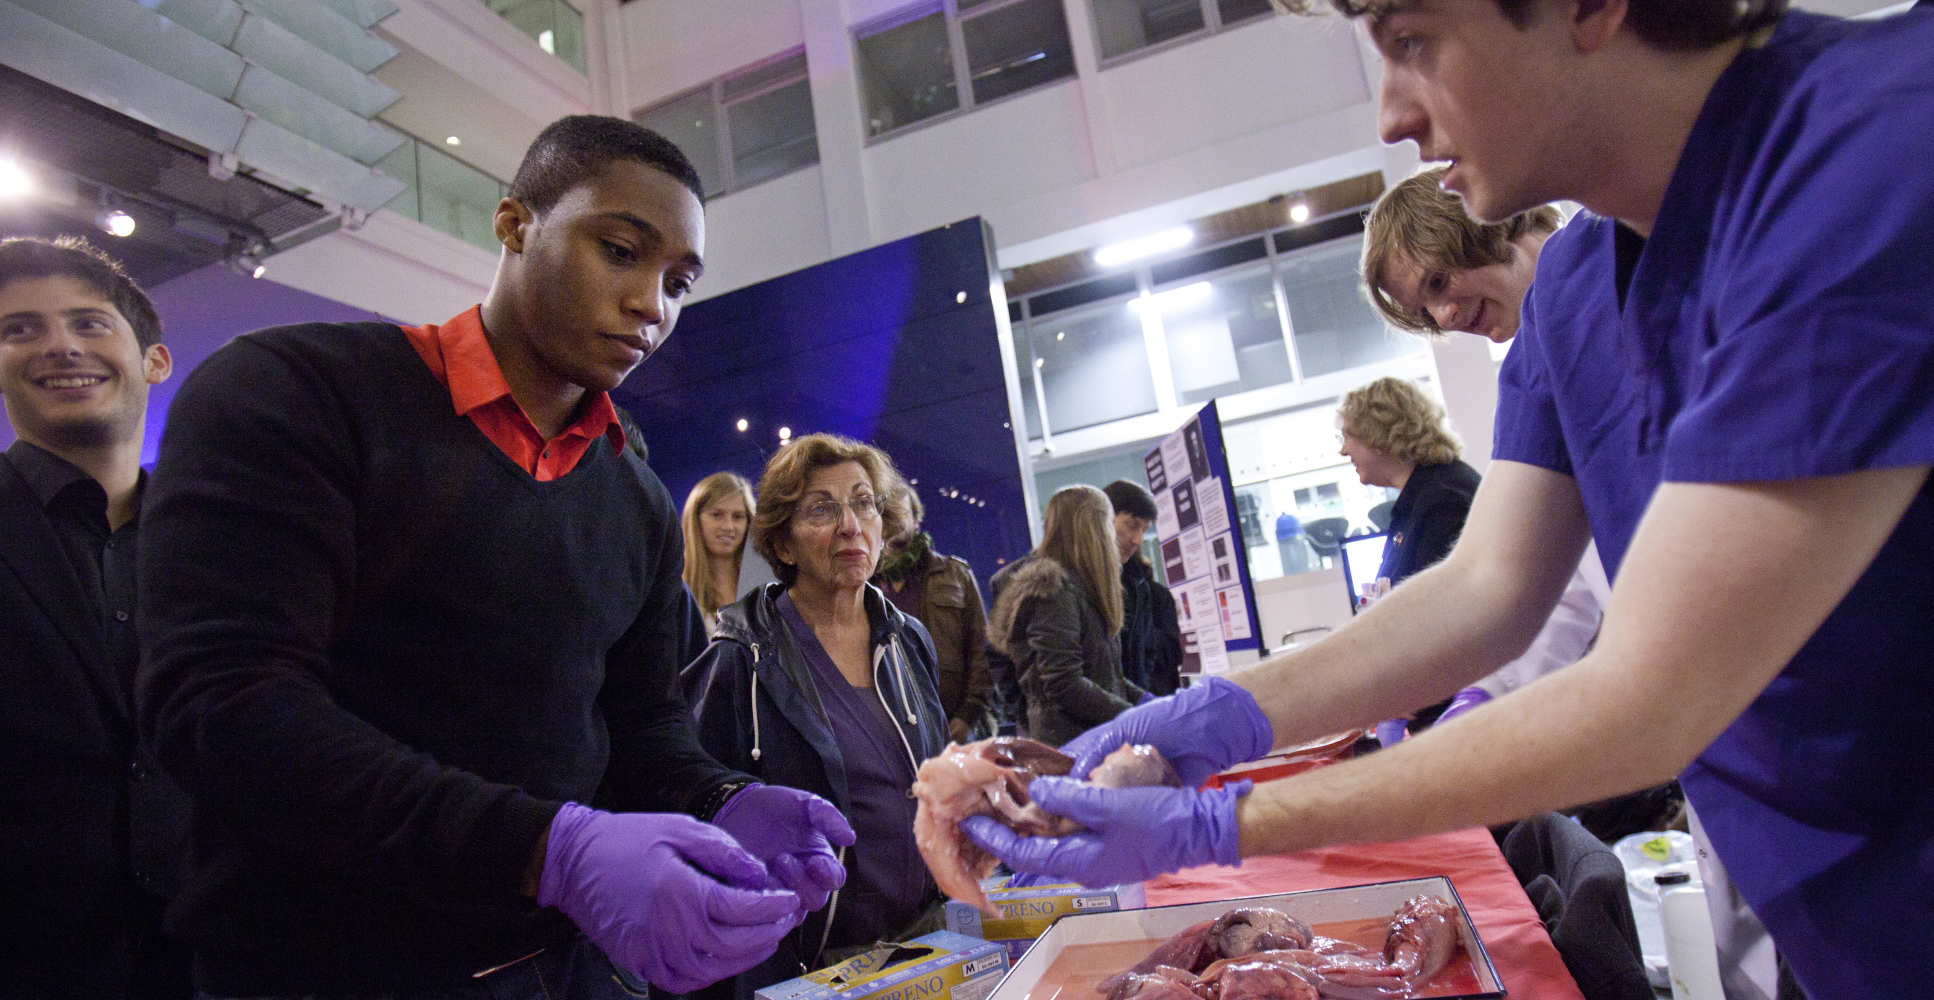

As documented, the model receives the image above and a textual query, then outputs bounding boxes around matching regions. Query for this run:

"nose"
[1377,71,1425,148]
[835,503,862,534]
[1428,297,1461,331]
[622,278,668,331]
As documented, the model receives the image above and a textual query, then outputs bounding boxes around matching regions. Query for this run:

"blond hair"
[682,472,756,619]
[1362,166,1561,335]
[1338,377,1462,467]
[1039,485,1125,636]
[751,433,912,588]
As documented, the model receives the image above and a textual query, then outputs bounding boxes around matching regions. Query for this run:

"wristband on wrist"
[695,779,756,823]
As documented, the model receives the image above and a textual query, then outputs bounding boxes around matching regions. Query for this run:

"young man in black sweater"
[138,117,853,999]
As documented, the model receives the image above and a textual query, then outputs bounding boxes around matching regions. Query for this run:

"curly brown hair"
[1338,376,1461,467]
[751,433,912,588]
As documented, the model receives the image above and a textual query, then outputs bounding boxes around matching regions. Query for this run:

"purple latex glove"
[1375,716,1410,747]
[538,802,804,993]
[1435,686,1492,725]
[712,783,857,912]
[1061,676,1273,786]
[961,777,1251,887]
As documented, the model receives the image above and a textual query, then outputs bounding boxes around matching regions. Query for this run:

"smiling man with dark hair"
[0,235,188,999]
[138,116,853,1000]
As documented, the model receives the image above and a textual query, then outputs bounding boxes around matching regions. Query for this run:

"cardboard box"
[987,876,1504,1000]
[755,930,1010,1000]
[944,876,1148,961]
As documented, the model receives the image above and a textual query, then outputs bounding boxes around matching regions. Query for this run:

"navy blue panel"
[616,218,1029,604]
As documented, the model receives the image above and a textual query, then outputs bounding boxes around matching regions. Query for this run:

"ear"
[1569,0,1626,53]
[494,197,533,253]
[142,344,173,386]
[771,534,795,568]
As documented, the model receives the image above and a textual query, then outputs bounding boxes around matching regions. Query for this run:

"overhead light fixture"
[778,426,792,440]
[537,29,556,54]
[445,135,462,147]
[735,418,749,432]
[97,203,136,238]
[1288,198,1312,224]
[1093,226,1193,268]
[0,158,33,200]
[227,239,269,280]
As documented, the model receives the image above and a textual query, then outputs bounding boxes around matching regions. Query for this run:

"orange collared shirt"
[401,306,626,482]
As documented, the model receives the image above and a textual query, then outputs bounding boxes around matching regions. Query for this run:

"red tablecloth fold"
[1145,826,1585,1000]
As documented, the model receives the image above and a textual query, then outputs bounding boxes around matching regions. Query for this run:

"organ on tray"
[984,878,1504,1000]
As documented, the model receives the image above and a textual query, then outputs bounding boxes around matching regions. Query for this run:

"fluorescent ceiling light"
[0,159,33,200]
[1094,226,1193,268]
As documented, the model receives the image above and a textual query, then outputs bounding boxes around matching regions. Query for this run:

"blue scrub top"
[1493,11,1934,996]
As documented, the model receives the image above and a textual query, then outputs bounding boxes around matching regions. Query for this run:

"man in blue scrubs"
[960,4,1932,996]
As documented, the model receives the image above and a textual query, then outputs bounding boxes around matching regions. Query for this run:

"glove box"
[755,930,1010,1000]
[944,874,1147,961]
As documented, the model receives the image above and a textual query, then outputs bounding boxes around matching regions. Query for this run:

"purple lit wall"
[615,218,1032,599]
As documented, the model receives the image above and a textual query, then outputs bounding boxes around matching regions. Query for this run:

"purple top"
[776,594,930,947]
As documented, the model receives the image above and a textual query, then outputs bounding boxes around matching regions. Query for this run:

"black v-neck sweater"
[138,322,743,992]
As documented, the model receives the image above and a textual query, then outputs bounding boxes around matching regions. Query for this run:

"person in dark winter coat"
[1102,479,1184,697]
[989,485,1148,747]
[683,434,949,999]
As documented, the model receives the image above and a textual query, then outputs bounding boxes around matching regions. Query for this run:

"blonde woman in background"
[989,485,1148,747]
[682,472,755,634]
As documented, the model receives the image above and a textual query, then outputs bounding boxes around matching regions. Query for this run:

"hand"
[712,783,856,912]
[539,802,804,993]
[1375,716,1410,747]
[1435,686,1492,725]
[960,777,1251,887]
[1060,676,1273,786]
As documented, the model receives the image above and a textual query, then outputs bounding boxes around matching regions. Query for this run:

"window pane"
[416,143,501,253]
[1156,269,1293,406]
[1281,237,1425,379]
[548,2,585,73]
[723,52,808,102]
[961,0,1075,105]
[1215,0,1275,27]
[1094,0,1207,60]
[374,137,418,220]
[728,78,819,187]
[1032,303,1159,433]
[857,10,959,138]
[634,90,724,198]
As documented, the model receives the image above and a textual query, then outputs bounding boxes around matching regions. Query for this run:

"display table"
[1146,826,1586,1000]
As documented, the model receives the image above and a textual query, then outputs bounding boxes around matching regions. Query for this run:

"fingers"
[768,853,807,891]
[1025,776,1132,829]
[959,814,1024,856]
[801,852,847,893]
[667,822,770,890]
[802,794,857,847]
[687,881,806,959]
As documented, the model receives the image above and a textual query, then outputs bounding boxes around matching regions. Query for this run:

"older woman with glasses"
[681,433,948,998]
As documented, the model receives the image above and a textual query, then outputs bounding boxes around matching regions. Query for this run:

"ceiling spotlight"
[735,418,749,432]
[445,135,462,146]
[227,240,269,280]
[1288,199,1312,224]
[0,158,33,200]
[778,426,792,440]
[1094,226,1193,268]
[955,291,967,304]
[99,207,136,238]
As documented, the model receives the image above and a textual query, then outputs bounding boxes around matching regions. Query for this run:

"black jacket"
[1378,459,1481,587]
[989,558,1146,747]
[137,323,746,992]
[1119,558,1183,697]
[681,583,948,996]
[0,447,190,997]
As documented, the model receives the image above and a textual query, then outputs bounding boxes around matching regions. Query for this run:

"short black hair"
[0,235,162,348]
[1279,0,1788,51]
[1103,479,1158,521]
[509,115,705,213]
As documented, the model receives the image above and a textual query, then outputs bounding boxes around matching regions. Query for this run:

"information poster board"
[1143,402,1264,676]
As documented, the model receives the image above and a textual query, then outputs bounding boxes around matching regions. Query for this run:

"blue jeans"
[197,936,651,1000]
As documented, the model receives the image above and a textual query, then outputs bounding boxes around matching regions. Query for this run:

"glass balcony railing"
[484,0,586,74]
[375,138,508,254]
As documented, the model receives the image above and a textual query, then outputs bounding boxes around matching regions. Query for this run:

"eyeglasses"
[797,494,882,527]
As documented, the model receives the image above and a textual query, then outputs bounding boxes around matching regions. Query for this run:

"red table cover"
[1145,826,1586,1000]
